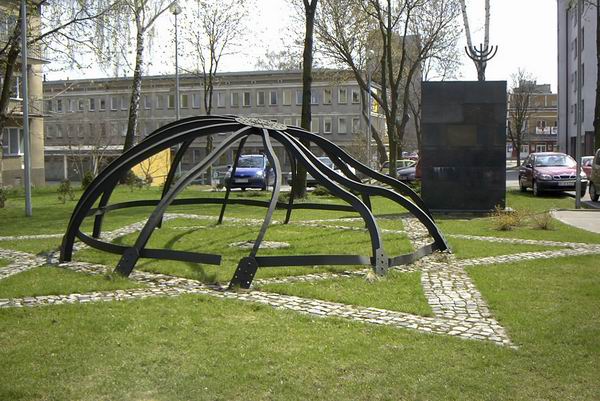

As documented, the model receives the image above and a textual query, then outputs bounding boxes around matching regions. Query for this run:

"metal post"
[20,0,32,217]
[170,2,182,175]
[575,0,582,208]
[367,68,372,169]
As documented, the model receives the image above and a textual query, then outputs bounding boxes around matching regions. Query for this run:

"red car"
[582,156,594,179]
[519,152,588,197]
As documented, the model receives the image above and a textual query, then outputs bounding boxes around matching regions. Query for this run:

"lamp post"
[366,50,374,169]
[170,1,182,175]
[20,0,32,217]
[575,0,582,208]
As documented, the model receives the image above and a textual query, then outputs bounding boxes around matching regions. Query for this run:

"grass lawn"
[446,237,562,259]
[260,270,433,316]
[0,186,599,400]
[0,266,145,299]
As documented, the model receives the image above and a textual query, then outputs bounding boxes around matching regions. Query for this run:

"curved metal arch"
[114,126,253,276]
[61,114,451,290]
[285,127,429,215]
[60,117,242,262]
[272,131,448,258]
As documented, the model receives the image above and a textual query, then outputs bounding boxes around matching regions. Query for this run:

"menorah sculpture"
[60,115,450,289]
[465,43,498,82]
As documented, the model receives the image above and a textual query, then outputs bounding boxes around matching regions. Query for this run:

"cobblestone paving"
[2,213,600,348]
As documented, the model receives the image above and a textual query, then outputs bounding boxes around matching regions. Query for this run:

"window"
[231,92,239,107]
[311,117,319,132]
[181,94,189,108]
[144,95,152,109]
[56,126,63,138]
[66,124,74,138]
[324,118,332,134]
[156,95,164,109]
[111,96,118,111]
[168,94,175,109]
[352,117,360,133]
[45,125,53,138]
[269,90,277,106]
[323,88,332,105]
[45,100,53,113]
[99,98,106,111]
[243,91,251,106]
[295,117,301,126]
[296,90,303,105]
[216,92,225,107]
[8,76,21,99]
[121,95,128,110]
[68,99,75,112]
[2,128,24,155]
[351,88,360,104]
[89,98,96,111]
[310,91,318,105]
[193,93,201,108]
[283,118,292,126]
[338,117,347,134]
[257,91,265,106]
[283,89,292,106]
[78,124,85,138]
[56,99,63,112]
[338,88,348,104]
[78,99,84,112]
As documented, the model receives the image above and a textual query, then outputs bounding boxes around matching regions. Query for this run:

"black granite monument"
[421,81,507,212]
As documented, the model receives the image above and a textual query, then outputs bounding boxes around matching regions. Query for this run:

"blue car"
[224,154,274,190]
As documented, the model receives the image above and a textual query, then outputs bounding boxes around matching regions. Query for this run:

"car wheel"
[590,182,599,202]
[533,180,541,197]
[241,188,246,192]
[519,176,527,192]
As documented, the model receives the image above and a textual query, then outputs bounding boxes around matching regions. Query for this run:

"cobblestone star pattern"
[2,213,600,348]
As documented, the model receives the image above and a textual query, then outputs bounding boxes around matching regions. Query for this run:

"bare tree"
[0,1,113,133]
[459,0,491,80]
[255,48,302,71]
[507,69,536,166]
[182,0,248,180]
[66,133,115,180]
[290,0,318,198]
[96,0,173,153]
[317,0,461,177]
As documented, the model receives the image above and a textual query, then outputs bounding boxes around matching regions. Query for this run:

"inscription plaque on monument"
[421,81,507,212]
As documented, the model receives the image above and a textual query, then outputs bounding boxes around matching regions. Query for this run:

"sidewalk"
[551,209,600,234]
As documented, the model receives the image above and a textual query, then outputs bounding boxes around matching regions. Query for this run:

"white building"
[557,0,597,156]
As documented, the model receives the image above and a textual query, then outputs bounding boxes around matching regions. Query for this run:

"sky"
[47,0,558,91]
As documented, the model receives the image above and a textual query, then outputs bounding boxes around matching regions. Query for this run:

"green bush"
[57,179,75,203]
[0,186,7,208]
[490,206,524,231]
[81,171,95,189]
[312,185,331,196]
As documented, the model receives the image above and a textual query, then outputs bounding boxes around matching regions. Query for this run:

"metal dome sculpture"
[60,115,450,289]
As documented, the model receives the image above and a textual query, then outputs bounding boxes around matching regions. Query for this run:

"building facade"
[557,0,597,157]
[507,83,558,159]
[43,70,387,181]
[0,1,46,187]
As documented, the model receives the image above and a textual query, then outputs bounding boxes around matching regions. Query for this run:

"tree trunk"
[594,0,600,152]
[292,0,318,198]
[204,74,213,184]
[123,26,145,152]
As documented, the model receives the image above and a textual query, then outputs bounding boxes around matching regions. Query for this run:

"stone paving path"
[2,213,600,349]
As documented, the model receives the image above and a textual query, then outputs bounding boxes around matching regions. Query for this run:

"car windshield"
[534,154,576,167]
[317,157,334,169]
[238,156,264,168]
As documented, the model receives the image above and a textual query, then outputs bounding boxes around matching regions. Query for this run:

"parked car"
[518,152,587,197]
[588,149,600,202]
[395,160,421,183]
[582,156,594,179]
[224,154,274,190]
[381,159,416,173]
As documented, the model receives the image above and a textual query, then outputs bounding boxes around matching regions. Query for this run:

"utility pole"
[576,0,583,208]
[20,0,32,217]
